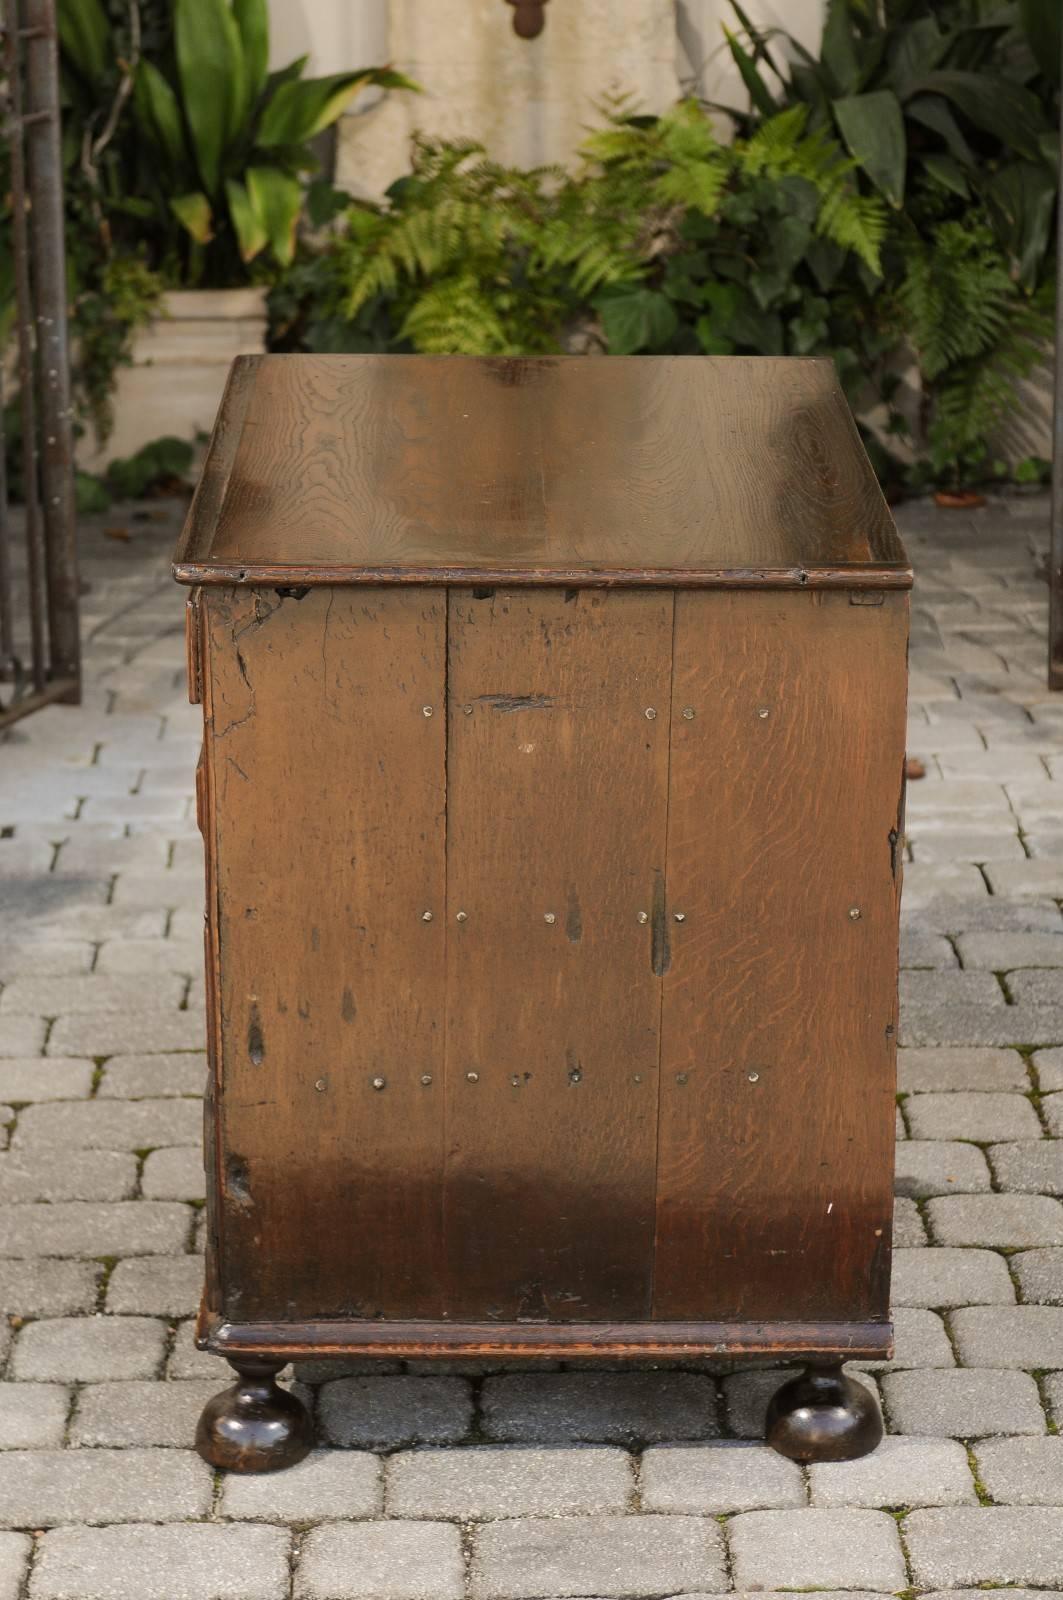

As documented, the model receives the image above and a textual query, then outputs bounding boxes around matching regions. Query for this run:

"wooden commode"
[174,353,910,1472]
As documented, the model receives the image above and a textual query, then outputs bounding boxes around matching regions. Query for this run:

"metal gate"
[0,0,79,727]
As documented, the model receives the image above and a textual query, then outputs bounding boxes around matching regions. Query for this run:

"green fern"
[738,107,886,274]
[896,221,1051,482]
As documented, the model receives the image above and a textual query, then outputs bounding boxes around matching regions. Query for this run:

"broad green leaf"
[922,153,969,197]
[833,90,906,205]
[1019,0,1061,85]
[234,0,270,105]
[912,70,1046,161]
[596,288,678,354]
[886,15,947,97]
[257,67,418,147]
[722,28,778,118]
[985,161,1058,289]
[170,191,214,244]
[174,0,247,194]
[133,61,189,176]
[906,93,975,167]
[820,0,861,96]
[225,177,268,261]
[246,165,303,265]
[57,0,110,86]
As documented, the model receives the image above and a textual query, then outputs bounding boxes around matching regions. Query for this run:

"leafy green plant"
[302,101,886,362]
[721,0,1059,485]
[58,0,414,283]
[724,0,1058,282]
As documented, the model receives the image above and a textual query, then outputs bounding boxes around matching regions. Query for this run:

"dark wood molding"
[197,1310,894,1363]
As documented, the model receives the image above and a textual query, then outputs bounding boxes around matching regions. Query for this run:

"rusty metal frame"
[1051,28,1063,688]
[0,0,79,727]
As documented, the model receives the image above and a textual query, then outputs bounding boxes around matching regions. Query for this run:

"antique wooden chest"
[174,353,910,1472]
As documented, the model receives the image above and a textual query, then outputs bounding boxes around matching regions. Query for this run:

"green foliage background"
[273,0,1061,490]
[9,0,1060,492]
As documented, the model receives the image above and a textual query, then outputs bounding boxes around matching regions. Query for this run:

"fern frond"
[737,106,886,274]
[898,222,1015,381]
[398,275,514,355]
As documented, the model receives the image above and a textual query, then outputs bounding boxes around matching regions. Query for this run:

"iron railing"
[0,0,79,727]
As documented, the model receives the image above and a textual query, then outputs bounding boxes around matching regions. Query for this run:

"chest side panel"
[203,585,447,1321]
[442,587,673,1320]
[652,588,908,1323]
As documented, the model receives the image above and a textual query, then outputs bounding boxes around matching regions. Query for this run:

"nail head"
[371,1076,386,1090]
[466,1071,479,1082]
[673,911,686,923]
[644,707,656,720]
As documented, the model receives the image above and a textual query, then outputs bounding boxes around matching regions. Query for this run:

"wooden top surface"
[173,353,910,588]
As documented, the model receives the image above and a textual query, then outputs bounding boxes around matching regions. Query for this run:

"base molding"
[196,1310,892,1364]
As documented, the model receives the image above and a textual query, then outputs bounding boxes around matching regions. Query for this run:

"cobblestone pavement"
[0,493,1061,1598]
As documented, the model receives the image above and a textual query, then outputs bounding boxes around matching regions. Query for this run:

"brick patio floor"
[0,493,1061,1597]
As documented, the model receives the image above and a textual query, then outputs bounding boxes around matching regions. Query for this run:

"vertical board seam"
[440,588,452,1318]
[647,588,678,1320]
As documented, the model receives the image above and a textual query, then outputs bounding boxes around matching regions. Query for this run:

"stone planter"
[79,286,268,472]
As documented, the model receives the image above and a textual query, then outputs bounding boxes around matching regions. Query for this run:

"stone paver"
[105,1254,202,1315]
[974,1435,1063,1503]
[906,1505,1063,1584]
[31,1523,291,1599]
[898,1047,1030,1092]
[480,1372,718,1443]
[388,1445,633,1519]
[296,1521,464,1600]
[882,1367,1046,1435]
[990,1139,1063,1194]
[906,1091,1041,1141]
[0,1200,190,1257]
[319,1376,473,1449]
[0,1447,210,1526]
[927,1193,1063,1247]
[471,1513,726,1599]
[639,1441,803,1513]
[727,1508,907,1591]
[950,1304,1063,1366]
[894,1141,992,1197]
[223,1449,382,1521]
[808,1435,975,1507]
[12,1316,165,1381]
[71,1381,220,1447]
[0,1260,98,1316]
[892,1247,1014,1307]
[0,1384,68,1449]
[2,497,1061,1583]
[1012,1247,1063,1303]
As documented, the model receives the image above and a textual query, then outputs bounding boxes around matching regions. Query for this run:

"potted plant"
[58,0,410,467]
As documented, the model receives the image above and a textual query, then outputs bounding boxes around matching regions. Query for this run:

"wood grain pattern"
[441,588,673,1319]
[202,585,448,1321]
[173,355,909,587]
[651,589,908,1322]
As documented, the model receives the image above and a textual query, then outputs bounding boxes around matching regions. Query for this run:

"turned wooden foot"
[195,1357,313,1473]
[765,1361,883,1463]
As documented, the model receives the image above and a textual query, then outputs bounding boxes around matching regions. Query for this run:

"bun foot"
[195,1356,313,1473]
[765,1362,883,1463]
